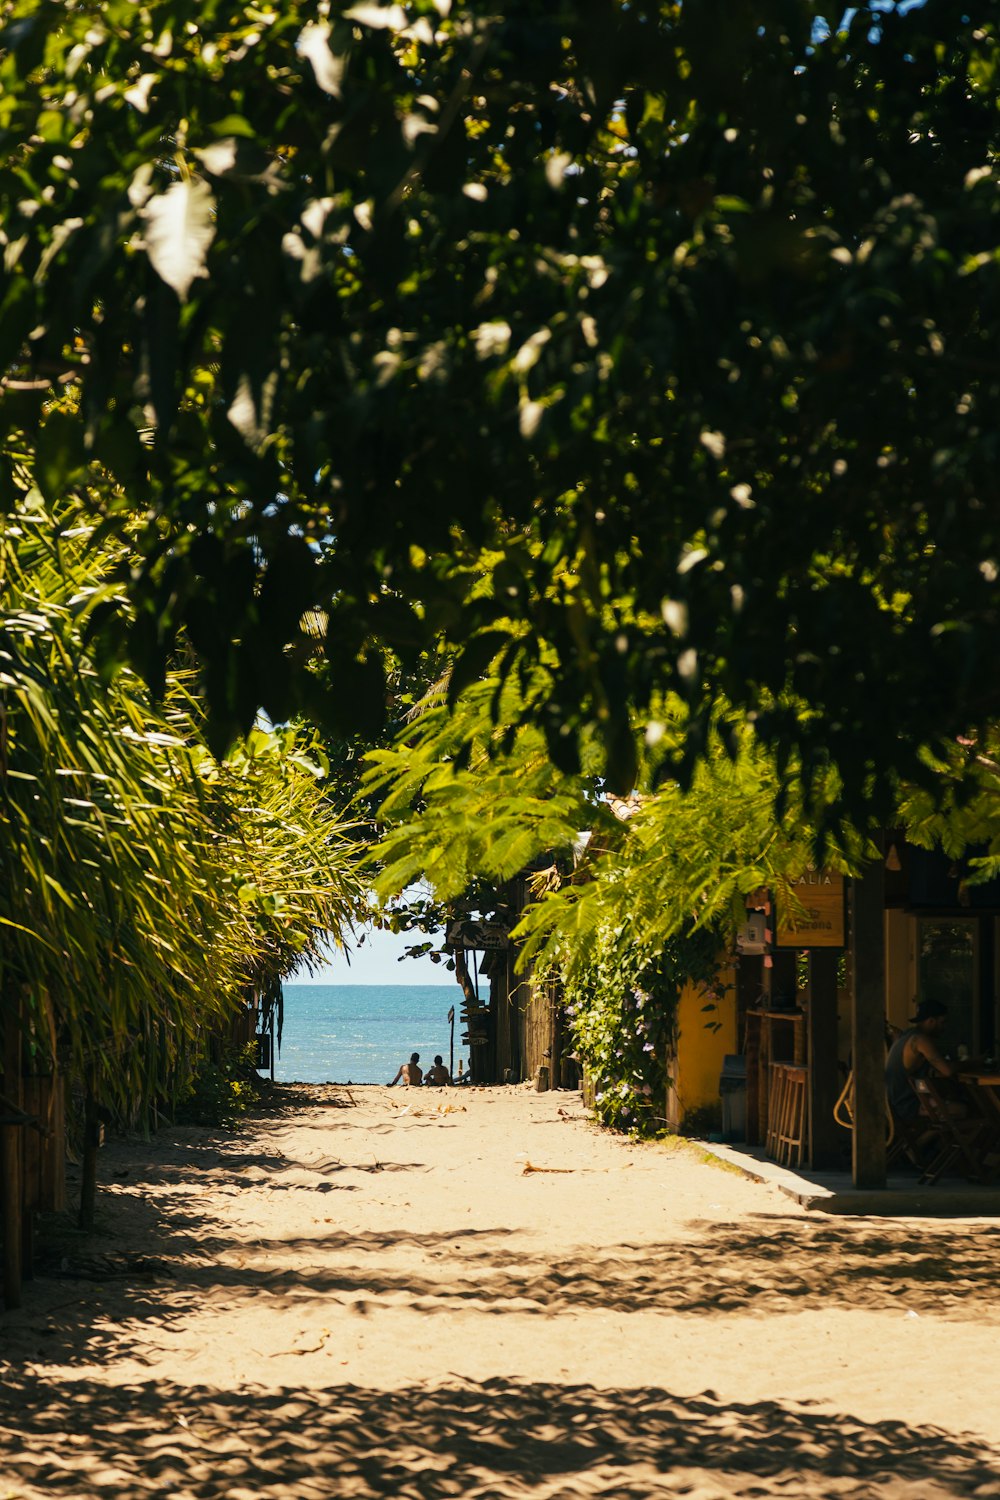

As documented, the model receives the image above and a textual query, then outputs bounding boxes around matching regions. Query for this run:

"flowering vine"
[564,920,723,1135]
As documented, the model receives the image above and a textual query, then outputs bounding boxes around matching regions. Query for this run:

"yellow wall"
[671,964,738,1127]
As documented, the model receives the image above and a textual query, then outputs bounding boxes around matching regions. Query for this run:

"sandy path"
[3,1083,1000,1497]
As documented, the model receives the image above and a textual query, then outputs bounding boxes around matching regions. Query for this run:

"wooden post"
[496,948,515,1083]
[512,963,524,1084]
[756,952,787,1146]
[448,1005,455,1082]
[79,1087,99,1232]
[550,980,562,1089]
[664,1052,680,1132]
[739,955,763,1144]
[1,999,23,1310]
[849,859,887,1189]
[1,1122,20,1309]
[41,1072,67,1213]
[767,950,798,1011]
[808,948,842,1169]
[21,1076,39,1281]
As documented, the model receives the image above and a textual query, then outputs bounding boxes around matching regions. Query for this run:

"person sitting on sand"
[424,1056,451,1086]
[388,1052,423,1087]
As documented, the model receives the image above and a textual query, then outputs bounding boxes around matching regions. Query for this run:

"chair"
[958,1079,1000,1167]
[886,1110,933,1172]
[835,1021,945,1173]
[765,1064,786,1158]
[910,1077,991,1184]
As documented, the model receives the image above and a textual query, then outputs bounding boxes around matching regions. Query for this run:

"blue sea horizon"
[277,983,462,1084]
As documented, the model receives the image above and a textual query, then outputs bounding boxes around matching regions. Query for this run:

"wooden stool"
[766,1064,788,1158]
[746,1009,806,1146]
[773,1063,808,1167]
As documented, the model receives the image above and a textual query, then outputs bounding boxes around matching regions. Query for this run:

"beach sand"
[3,1083,1000,1496]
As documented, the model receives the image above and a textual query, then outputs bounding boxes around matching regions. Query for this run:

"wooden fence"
[1,1042,67,1310]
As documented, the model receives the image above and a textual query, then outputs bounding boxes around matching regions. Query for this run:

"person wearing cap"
[884,999,955,1121]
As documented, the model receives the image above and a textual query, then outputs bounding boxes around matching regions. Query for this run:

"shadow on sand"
[5,1090,1000,1493]
[55,1102,1000,1331]
[22,1211,1000,1351]
[6,1206,1000,1379]
[2,1374,998,1498]
[10,1084,1000,1377]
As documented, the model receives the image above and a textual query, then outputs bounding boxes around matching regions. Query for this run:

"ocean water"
[276,984,462,1084]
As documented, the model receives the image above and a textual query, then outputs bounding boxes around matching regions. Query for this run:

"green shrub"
[566,922,723,1137]
[177,1042,259,1128]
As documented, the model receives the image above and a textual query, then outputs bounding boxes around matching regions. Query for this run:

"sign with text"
[446,919,510,951]
[775,870,846,948]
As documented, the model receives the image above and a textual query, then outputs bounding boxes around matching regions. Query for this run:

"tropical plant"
[362,664,604,905]
[515,709,857,981]
[365,679,852,973]
[0,492,364,1122]
[363,679,862,1122]
[1,2,998,823]
[176,1041,259,1129]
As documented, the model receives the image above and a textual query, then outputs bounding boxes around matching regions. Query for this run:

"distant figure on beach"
[424,1055,451,1086]
[388,1052,423,1087]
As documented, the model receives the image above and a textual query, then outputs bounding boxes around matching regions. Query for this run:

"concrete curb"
[698,1140,1000,1217]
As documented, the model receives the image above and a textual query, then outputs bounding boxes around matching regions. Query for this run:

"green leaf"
[141,178,216,302]
[298,23,345,96]
[447,631,510,706]
[209,115,258,139]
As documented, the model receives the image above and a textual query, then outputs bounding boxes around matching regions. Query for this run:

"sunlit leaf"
[141,178,216,301]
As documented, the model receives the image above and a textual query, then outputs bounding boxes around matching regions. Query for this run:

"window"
[916,919,977,1053]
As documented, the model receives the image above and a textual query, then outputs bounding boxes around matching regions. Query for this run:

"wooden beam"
[849,859,887,1189]
[737,956,763,1144]
[493,951,512,1083]
[1,999,23,1309]
[548,978,560,1089]
[808,948,842,1169]
[1,1121,20,1308]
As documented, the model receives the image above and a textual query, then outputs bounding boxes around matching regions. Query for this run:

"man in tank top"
[884,999,954,1121]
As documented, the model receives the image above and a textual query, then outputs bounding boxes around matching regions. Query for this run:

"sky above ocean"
[289,912,447,988]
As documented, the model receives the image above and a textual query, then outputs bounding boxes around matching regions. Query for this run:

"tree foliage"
[897,731,1000,887]
[363,676,847,1124]
[362,667,601,904]
[515,708,848,980]
[1,3,999,820]
[0,494,363,1112]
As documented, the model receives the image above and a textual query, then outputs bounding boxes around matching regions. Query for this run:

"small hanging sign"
[446,919,510,951]
[775,869,846,948]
